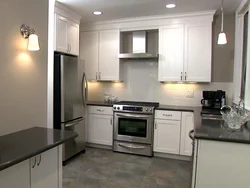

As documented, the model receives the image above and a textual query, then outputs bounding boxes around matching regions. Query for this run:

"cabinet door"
[180,112,194,156]
[158,25,184,82]
[31,147,58,188]
[67,20,79,56]
[88,114,113,146]
[55,14,68,53]
[98,29,120,81]
[154,119,181,154]
[80,31,99,80]
[184,24,212,82]
[0,160,30,188]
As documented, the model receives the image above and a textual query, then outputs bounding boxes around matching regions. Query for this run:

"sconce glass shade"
[217,32,227,45]
[28,34,40,51]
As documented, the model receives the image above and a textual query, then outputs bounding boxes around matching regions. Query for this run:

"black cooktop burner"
[115,101,160,107]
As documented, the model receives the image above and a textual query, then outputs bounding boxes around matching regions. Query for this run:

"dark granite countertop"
[0,127,77,171]
[87,101,250,144]
[87,101,114,107]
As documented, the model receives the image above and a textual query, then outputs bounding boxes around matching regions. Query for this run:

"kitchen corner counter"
[87,101,114,107]
[0,127,77,171]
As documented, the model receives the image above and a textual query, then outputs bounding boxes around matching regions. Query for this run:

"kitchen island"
[192,117,250,188]
[0,127,77,188]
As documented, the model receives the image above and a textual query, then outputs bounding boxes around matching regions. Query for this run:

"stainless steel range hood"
[119,31,158,59]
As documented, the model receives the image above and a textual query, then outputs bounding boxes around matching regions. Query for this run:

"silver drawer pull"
[97,109,104,112]
[118,144,145,149]
[163,114,172,116]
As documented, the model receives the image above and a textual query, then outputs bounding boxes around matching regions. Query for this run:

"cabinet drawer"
[88,106,113,115]
[155,110,181,120]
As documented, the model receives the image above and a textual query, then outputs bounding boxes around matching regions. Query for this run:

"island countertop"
[0,127,77,171]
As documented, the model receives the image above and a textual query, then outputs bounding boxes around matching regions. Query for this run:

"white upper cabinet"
[55,2,81,56]
[80,31,99,80]
[80,29,122,81]
[158,24,184,82]
[180,112,194,156]
[55,15,68,53]
[158,22,212,82]
[67,20,79,55]
[99,30,120,81]
[184,24,212,82]
[55,14,79,56]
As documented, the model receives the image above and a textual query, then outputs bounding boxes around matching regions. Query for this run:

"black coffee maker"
[201,90,226,109]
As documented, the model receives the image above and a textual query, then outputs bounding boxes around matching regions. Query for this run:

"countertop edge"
[194,135,250,145]
[87,103,114,107]
[156,107,194,112]
[0,133,77,171]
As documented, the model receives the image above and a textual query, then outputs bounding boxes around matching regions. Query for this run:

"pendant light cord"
[221,0,224,32]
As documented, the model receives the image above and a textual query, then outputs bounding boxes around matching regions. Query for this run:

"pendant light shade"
[217,0,227,45]
[218,32,227,45]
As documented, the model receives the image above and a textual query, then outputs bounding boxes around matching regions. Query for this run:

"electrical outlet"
[186,90,194,98]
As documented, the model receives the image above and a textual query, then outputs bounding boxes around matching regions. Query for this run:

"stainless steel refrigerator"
[54,52,88,163]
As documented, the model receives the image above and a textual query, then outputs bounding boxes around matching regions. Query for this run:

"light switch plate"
[186,90,194,98]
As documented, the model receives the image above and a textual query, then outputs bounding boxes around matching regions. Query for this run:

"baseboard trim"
[154,152,192,161]
[86,143,113,150]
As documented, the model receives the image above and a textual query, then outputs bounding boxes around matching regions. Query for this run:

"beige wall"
[212,14,235,82]
[0,0,48,135]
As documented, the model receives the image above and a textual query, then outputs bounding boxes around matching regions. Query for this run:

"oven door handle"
[116,114,149,119]
[118,144,146,149]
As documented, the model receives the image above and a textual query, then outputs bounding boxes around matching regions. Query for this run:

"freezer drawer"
[62,118,85,161]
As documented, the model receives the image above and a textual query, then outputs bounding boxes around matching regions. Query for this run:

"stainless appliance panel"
[113,140,152,156]
[114,112,153,144]
[60,55,83,122]
[62,118,85,161]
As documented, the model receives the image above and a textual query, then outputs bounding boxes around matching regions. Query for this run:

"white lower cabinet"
[0,160,30,188]
[0,147,60,188]
[180,112,194,156]
[31,147,58,188]
[153,119,181,154]
[88,113,113,146]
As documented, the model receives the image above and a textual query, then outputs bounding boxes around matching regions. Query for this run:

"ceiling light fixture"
[166,4,176,8]
[93,11,102,15]
[217,0,227,45]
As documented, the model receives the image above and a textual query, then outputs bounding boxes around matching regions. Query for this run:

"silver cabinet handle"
[181,72,183,81]
[185,72,187,81]
[97,109,104,112]
[163,114,172,117]
[110,117,113,125]
[118,144,146,149]
[37,155,42,166]
[69,44,71,52]
[99,72,101,80]
[96,72,98,80]
[67,44,70,52]
[32,157,37,168]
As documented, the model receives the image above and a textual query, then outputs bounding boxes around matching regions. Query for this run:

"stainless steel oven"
[113,101,159,156]
[114,112,153,144]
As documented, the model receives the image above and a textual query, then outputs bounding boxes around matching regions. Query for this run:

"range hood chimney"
[119,31,158,59]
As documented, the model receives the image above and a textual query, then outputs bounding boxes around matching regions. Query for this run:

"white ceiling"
[57,0,242,23]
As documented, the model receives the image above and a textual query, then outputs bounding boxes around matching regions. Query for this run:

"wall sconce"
[20,24,40,51]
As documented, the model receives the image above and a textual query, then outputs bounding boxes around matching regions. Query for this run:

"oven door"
[114,112,153,144]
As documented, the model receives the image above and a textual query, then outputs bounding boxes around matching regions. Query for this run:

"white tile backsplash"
[87,61,233,106]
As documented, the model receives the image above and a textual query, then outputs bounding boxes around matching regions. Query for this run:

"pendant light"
[218,0,227,45]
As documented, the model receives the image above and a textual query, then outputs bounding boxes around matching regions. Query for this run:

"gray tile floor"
[63,148,192,188]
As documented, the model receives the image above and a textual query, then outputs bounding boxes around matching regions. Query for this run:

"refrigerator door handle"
[81,73,86,106]
[84,73,88,105]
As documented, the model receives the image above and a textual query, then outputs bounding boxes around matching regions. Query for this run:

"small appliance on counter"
[201,90,226,116]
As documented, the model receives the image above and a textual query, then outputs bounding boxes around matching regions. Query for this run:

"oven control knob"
[117,107,120,110]
[145,108,148,111]
[113,107,116,110]
[149,108,152,111]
